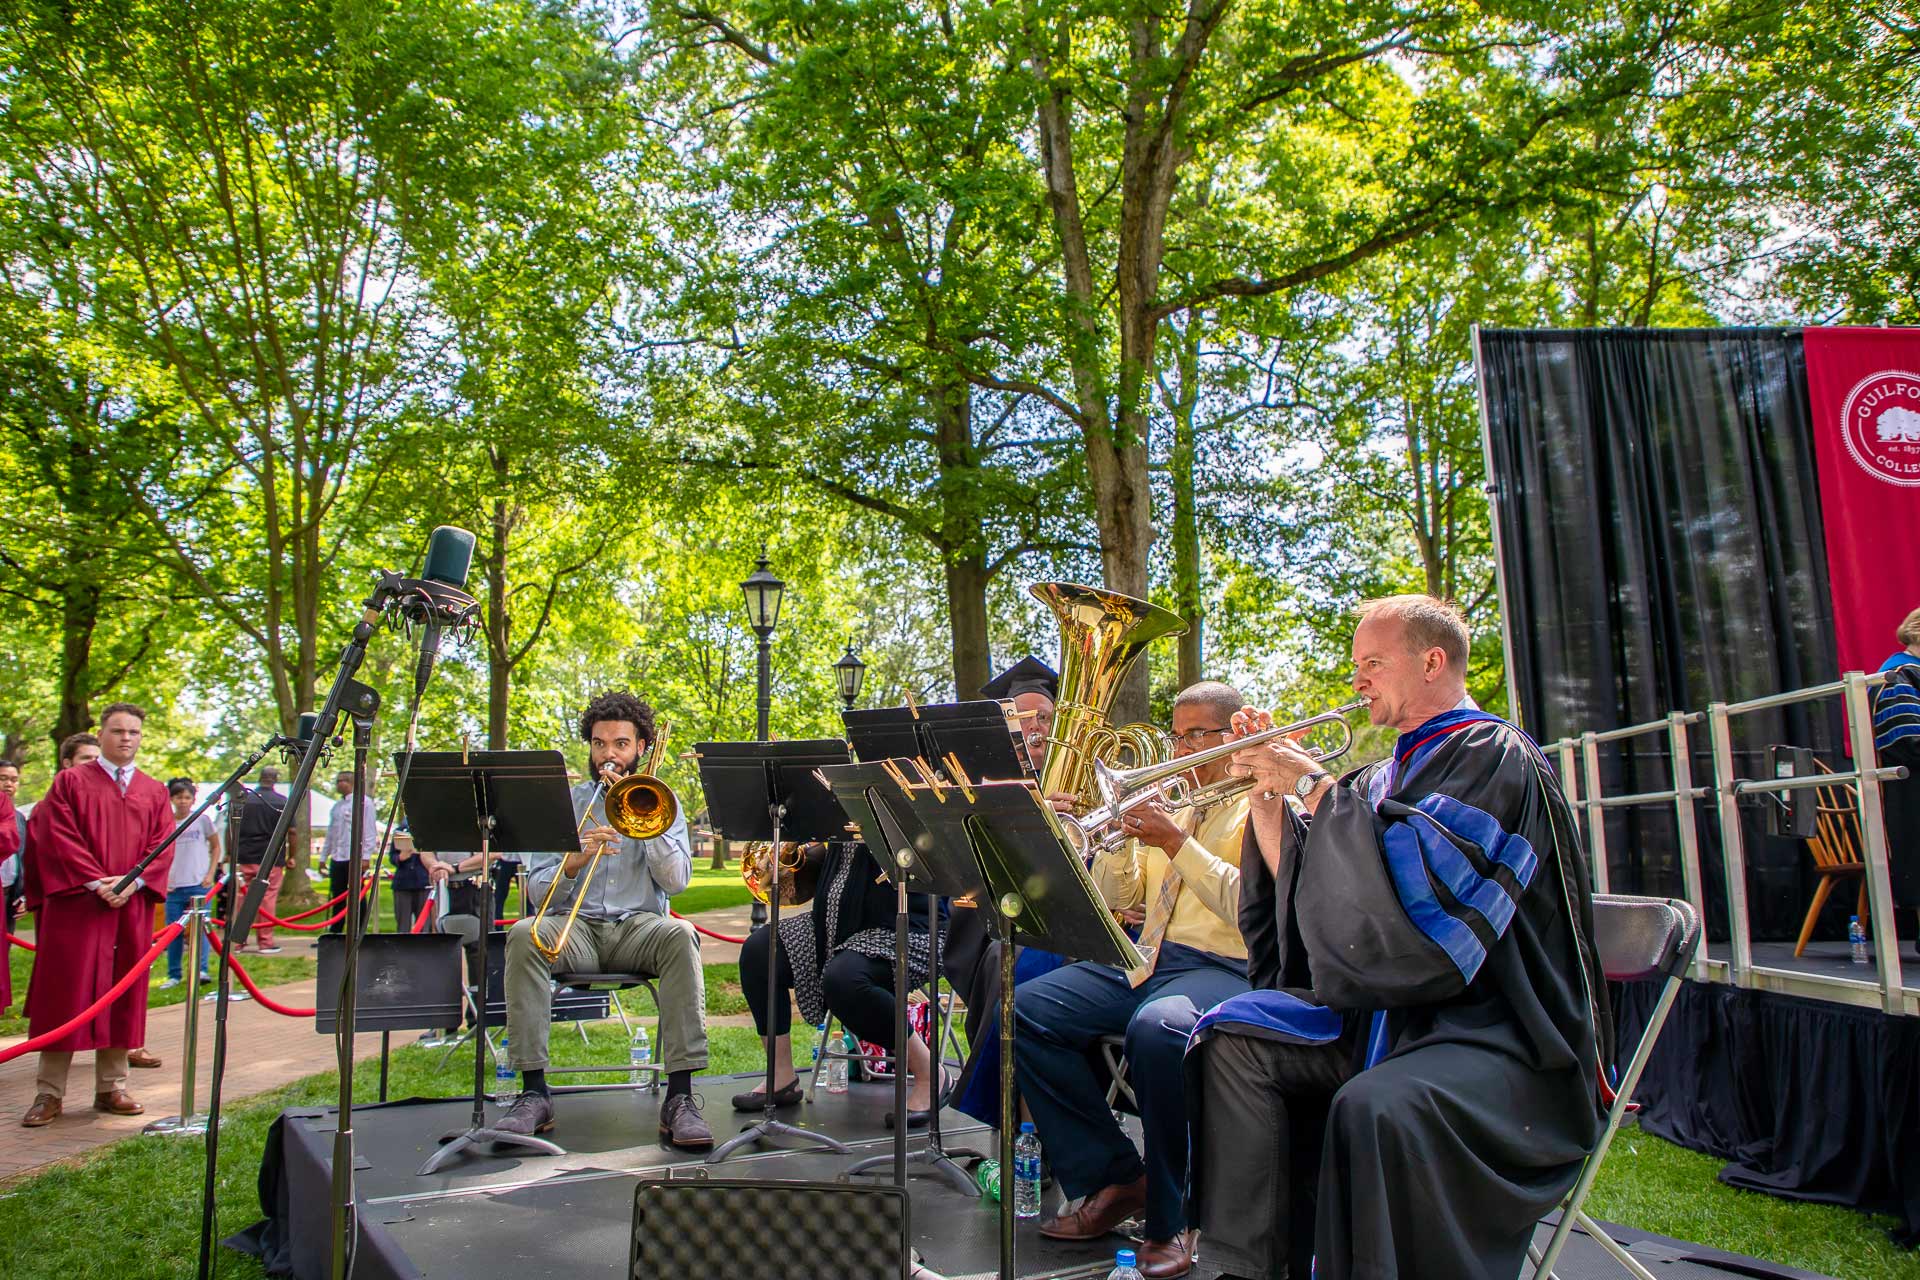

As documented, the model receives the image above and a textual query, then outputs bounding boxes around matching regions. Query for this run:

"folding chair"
[1098,1034,1137,1112]
[544,970,666,1092]
[1530,894,1700,1280]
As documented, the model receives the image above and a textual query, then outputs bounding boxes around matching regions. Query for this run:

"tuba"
[1030,582,1188,810]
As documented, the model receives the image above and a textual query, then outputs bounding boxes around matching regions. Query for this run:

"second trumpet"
[1059,700,1366,857]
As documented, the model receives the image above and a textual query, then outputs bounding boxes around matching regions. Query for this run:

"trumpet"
[528,722,679,964]
[1058,701,1366,857]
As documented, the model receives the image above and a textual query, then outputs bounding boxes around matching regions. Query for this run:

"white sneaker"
[159,978,181,990]
[256,945,284,955]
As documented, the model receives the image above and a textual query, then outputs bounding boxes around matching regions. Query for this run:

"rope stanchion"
[203,931,315,1017]
[0,922,184,1065]
[671,909,747,945]
[4,932,34,952]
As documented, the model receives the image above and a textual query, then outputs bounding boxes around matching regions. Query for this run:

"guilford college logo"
[1840,369,1920,487]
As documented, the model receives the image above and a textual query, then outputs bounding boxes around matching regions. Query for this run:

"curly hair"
[579,689,657,747]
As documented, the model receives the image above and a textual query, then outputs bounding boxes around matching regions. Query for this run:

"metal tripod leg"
[417,1125,566,1175]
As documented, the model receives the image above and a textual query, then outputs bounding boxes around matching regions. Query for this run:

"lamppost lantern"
[833,639,867,710]
[740,549,785,637]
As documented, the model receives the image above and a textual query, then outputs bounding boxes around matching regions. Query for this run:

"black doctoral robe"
[1196,709,1612,1280]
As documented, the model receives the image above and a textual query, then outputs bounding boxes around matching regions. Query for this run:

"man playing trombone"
[494,690,714,1150]
[1012,680,1254,1278]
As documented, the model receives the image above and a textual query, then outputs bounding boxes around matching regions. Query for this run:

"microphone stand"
[110,738,300,898]
[196,567,473,1280]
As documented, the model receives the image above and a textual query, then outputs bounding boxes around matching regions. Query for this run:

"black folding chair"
[1531,894,1700,1280]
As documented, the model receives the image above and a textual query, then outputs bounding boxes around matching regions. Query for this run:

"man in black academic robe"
[1873,609,1920,943]
[1184,594,1611,1280]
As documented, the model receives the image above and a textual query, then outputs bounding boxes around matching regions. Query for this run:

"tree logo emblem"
[1840,370,1920,487]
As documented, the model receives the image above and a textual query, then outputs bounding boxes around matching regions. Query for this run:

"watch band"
[1294,770,1332,799]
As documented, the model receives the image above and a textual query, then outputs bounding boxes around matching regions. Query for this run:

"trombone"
[1058,701,1367,857]
[528,722,678,964]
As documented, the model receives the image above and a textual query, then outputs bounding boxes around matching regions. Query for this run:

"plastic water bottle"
[1850,915,1869,965]
[629,1024,652,1070]
[1014,1122,1043,1219]
[974,1157,1001,1201]
[827,1053,850,1093]
[1107,1249,1144,1280]
[495,1035,514,1087]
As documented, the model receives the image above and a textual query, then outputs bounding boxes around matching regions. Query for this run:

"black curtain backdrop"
[1479,328,1843,941]
[1616,979,1920,1245]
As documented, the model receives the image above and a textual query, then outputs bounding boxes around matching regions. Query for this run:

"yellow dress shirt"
[1089,790,1250,961]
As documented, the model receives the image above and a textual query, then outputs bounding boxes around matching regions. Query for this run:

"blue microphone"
[421,525,476,591]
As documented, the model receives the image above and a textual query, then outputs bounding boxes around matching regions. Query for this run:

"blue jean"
[164,884,212,980]
[1013,942,1249,1238]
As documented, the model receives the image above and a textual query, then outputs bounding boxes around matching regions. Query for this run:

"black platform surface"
[251,1073,1840,1280]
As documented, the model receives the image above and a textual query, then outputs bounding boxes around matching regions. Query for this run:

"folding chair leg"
[610,991,633,1036]
[573,1020,589,1045]
[1577,1211,1661,1280]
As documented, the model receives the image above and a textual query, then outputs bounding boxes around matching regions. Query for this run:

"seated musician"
[733,839,949,1127]
[1011,680,1254,1279]
[495,690,712,1150]
[943,656,1076,1125]
[1184,596,1611,1280]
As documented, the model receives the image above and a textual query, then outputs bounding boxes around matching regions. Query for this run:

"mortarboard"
[980,655,1059,702]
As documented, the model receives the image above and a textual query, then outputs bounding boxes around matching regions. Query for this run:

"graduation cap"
[980,655,1059,702]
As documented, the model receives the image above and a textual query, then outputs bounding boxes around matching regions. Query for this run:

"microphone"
[410,526,477,699]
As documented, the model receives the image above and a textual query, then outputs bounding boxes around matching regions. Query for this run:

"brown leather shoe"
[1136,1230,1199,1278]
[1037,1174,1147,1241]
[659,1092,714,1150]
[128,1048,163,1069]
[22,1094,61,1127]
[94,1090,144,1116]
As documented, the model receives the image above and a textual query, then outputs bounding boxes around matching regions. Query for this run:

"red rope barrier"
[410,898,435,934]
[0,922,185,1065]
[3,932,34,952]
[671,910,747,945]
[203,931,315,1017]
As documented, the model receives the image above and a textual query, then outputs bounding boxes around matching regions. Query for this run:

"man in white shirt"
[161,779,220,988]
[324,770,379,935]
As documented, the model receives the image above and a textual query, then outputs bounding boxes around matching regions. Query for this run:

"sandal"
[730,1079,803,1112]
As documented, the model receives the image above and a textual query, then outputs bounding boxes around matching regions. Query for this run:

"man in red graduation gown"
[21,703,175,1127]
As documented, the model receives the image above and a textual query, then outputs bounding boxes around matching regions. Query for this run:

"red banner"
[1805,327,1920,675]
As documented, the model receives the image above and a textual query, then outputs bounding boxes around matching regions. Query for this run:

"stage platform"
[242,1072,1840,1280]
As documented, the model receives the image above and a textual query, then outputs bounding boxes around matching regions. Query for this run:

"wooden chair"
[1793,760,1871,958]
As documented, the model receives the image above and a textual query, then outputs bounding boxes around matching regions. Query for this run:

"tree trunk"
[54,577,100,745]
[486,459,513,749]
[1167,320,1203,688]
[930,370,993,697]
[944,553,992,698]
[711,836,730,871]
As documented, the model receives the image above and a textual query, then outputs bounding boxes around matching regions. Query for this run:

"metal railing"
[1547,671,1913,1016]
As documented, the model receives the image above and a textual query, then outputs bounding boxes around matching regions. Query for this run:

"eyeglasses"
[1170,726,1234,749]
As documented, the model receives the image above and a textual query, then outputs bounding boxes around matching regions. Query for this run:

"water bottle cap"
[1020,1121,1035,1133]
[1117,1249,1136,1266]
[1851,915,1860,923]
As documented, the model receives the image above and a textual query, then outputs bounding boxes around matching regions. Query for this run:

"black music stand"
[696,739,859,1164]
[403,750,578,1175]
[844,699,1030,784]
[890,776,1138,1280]
[820,761,984,1194]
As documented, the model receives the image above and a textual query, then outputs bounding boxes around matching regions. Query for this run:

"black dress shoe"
[730,1079,803,1112]
[884,1070,951,1129]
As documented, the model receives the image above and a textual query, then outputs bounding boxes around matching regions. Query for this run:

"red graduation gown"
[0,789,16,1013]
[23,763,174,1051]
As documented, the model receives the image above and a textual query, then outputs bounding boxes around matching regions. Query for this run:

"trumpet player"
[495,690,713,1150]
[1012,680,1254,1279]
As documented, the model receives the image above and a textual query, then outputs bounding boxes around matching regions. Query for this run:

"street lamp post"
[833,638,867,712]
[740,549,784,928]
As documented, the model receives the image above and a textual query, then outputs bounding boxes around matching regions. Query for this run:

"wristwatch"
[1294,770,1332,799]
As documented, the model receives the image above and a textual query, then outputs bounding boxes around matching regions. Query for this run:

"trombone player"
[494,690,714,1150]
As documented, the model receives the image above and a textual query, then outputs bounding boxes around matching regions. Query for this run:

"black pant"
[1190,1030,1356,1280]
[327,860,372,934]
[739,925,902,1049]
[393,886,431,935]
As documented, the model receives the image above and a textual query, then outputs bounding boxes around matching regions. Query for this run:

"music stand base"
[416,1126,566,1175]
[706,1114,853,1163]
[143,1114,209,1138]
[848,1144,979,1195]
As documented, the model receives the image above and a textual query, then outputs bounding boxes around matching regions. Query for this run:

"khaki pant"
[37,1049,130,1101]
[504,913,707,1073]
